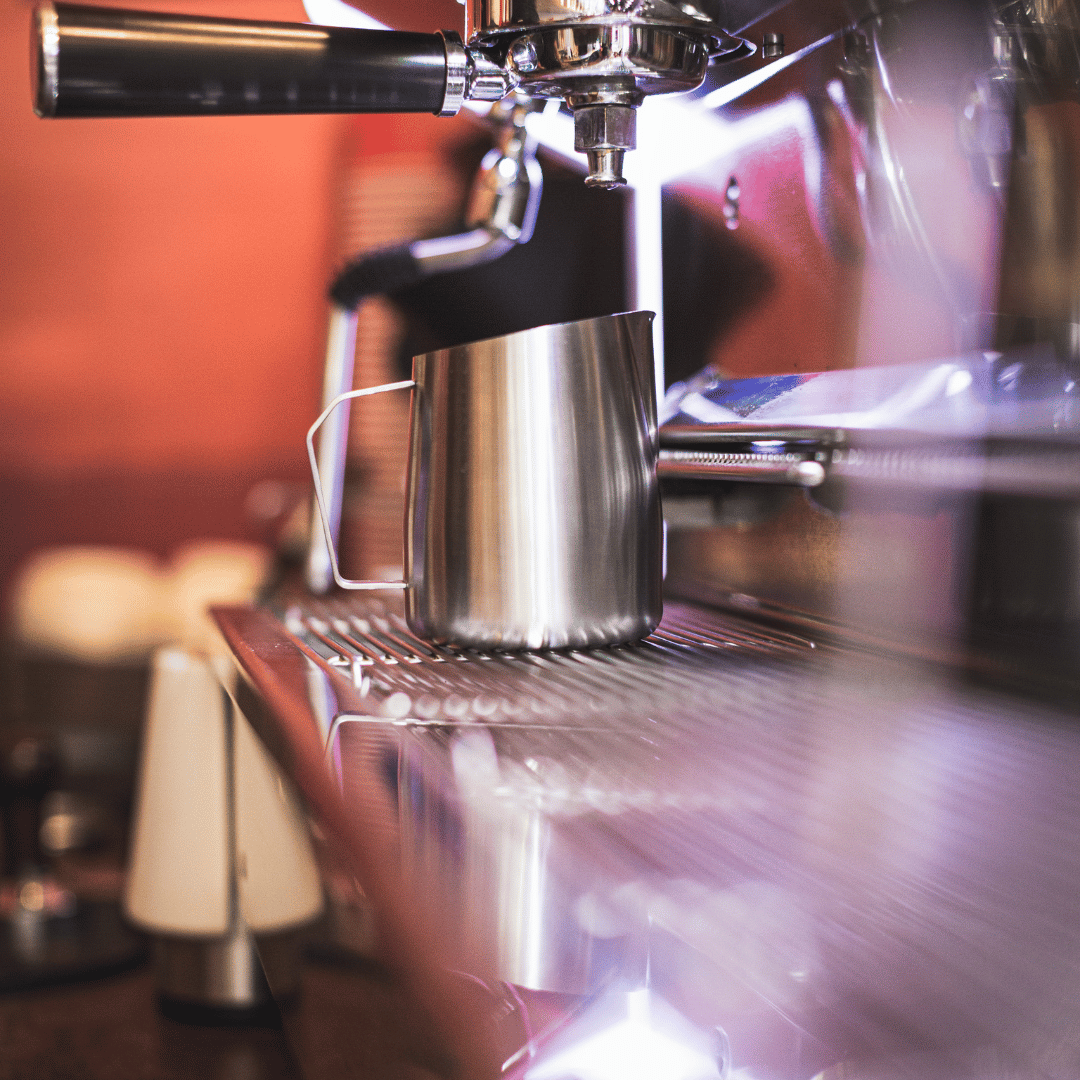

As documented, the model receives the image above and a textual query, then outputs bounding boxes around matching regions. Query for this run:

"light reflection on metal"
[308,314,662,650]
[301,0,387,31]
[522,987,728,1080]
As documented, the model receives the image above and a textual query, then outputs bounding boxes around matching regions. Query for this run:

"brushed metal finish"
[405,311,662,651]
[283,596,816,721]
[241,597,821,995]
[220,594,1080,1074]
[215,585,1080,1076]
[306,312,663,649]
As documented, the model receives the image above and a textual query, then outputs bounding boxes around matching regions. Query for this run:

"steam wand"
[305,98,543,593]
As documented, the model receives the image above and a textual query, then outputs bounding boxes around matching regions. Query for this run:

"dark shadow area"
[387,148,631,378]
[661,189,776,388]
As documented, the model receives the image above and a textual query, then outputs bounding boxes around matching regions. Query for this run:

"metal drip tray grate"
[277,597,824,728]
[217,594,1080,1069]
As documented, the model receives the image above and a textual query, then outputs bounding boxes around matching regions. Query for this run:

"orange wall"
[0,0,476,481]
[0,0,470,610]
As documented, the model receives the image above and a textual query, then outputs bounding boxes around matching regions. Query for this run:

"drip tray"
[278,596,824,728]
[215,596,1080,1078]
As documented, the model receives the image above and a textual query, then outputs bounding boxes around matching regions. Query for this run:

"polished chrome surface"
[572,98,638,189]
[465,0,752,185]
[467,0,746,44]
[405,311,662,650]
[659,431,1080,495]
[494,18,739,185]
[505,20,723,185]
[459,98,543,247]
[504,25,717,97]
[305,306,358,595]
[31,3,59,118]
[659,448,826,485]
[439,30,469,116]
[307,312,661,649]
[761,29,784,57]
[407,98,543,264]
[466,48,517,101]
[409,227,515,275]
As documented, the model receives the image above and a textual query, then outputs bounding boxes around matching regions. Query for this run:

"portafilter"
[31,0,758,187]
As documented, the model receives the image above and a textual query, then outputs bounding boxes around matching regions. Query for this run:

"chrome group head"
[465,1,754,186]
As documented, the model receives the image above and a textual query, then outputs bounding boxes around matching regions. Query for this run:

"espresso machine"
[30,0,1080,1077]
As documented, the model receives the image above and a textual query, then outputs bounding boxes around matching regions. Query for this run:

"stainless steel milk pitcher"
[307,311,662,651]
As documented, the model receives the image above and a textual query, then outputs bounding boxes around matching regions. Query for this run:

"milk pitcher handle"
[306,381,415,591]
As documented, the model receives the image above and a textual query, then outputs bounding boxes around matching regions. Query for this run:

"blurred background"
[0,4,631,1052]
[0,0,479,1020]
[0,0,488,766]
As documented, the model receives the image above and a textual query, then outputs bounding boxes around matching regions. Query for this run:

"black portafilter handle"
[32,2,454,118]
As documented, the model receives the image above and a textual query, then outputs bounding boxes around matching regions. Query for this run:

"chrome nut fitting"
[573,101,637,189]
